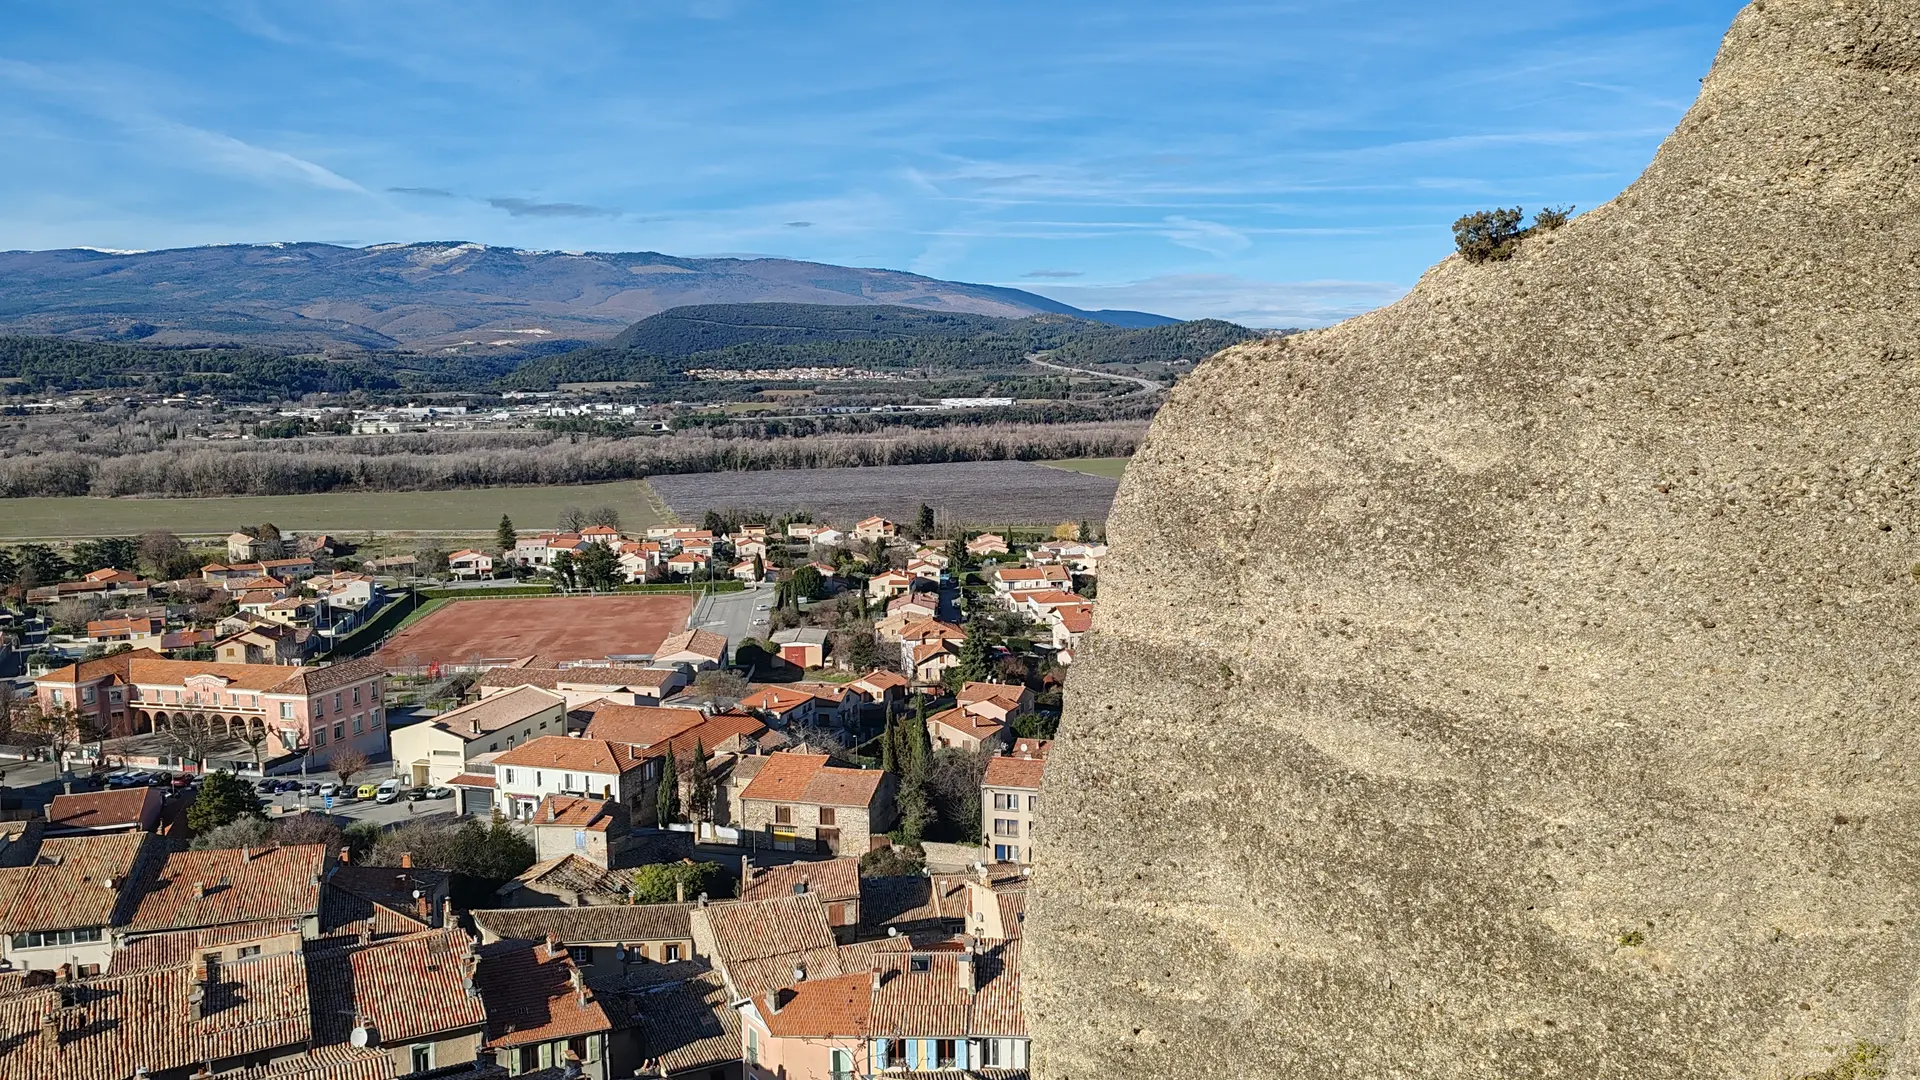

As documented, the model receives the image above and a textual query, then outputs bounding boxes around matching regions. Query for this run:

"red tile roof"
[927,706,1007,743]
[493,735,652,774]
[957,682,1028,709]
[0,831,148,934]
[478,665,677,691]
[581,703,706,747]
[531,795,619,830]
[983,751,1047,790]
[758,971,874,1037]
[108,918,307,975]
[123,843,327,934]
[632,969,741,1076]
[741,857,862,907]
[477,939,613,1048]
[654,628,728,662]
[308,929,489,1047]
[738,753,886,808]
[45,787,159,831]
[740,685,817,713]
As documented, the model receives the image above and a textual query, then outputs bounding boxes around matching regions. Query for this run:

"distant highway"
[1027,355,1165,394]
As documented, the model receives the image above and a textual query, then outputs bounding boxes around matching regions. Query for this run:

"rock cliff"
[1028,2,1920,1078]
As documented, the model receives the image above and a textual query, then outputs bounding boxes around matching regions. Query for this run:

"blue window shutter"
[874,1039,889,1069]
[956,1039,970,1069]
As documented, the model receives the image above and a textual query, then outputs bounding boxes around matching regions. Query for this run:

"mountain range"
[0,242,1171,352]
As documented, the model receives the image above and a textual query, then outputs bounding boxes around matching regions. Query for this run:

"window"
[490,742,499,752]
[573,945,594,966]
[994,818,1019,837]
[664,944,681,962]
[564,773,574,791]
[936,1039,958,1068]
[315,728,327,747]
[831,1048,855,1080]
[746,1027,759,1066]
[993,792,1016,811]
[411,1045,433,1072]
[314,697,324,718]
[774,805,792,824]
[910,954,931,973]
[574,829,587,851]
[352,715,363,735]
[49,689,63,705]
[568,1035,595,1063]
[353,686,362,705]
[1027,794,1038,812]
[81,687,96,704]
[11,927,103,949]
[333,692,343,711]
[371,709,382,728]
[874,1039,891,1069]
[333,722,345,741]
[981,1039,1002,1067]
[280,702,294,719]
[505,768,515,784]
[236,945,262,959]
[818,806,836,826]
[994,844,1020,862]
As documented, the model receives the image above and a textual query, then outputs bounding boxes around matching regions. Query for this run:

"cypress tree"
[657,743,680,825]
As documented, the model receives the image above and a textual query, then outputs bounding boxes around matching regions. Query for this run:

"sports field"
[374,594,693,668]
[0,480,669,539]
[649,459,1120,525]
[1041,457,1131,481]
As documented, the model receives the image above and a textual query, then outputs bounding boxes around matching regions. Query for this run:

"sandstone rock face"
[1027,3,1920,1078]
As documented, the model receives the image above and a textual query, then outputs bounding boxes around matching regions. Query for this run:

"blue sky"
[0,1,1743,325]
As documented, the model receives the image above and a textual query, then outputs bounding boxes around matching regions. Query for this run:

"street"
[694,581,775,644]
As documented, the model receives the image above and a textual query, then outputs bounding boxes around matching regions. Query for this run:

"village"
[0,508,1103,1080]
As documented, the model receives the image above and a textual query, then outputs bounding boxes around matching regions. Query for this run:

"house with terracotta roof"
[925,706,1011,754]
[737,753,895,856]
[511,531,593,569]
[771,627,830,669]
[954,682,1035,725]
[866,570,913,601]
[965,533,1010,557]
[852,517,898,542]
[1013,587,1087,621]
[228,531,278,562]
[846,669,909,714]
[906,637,965,685]
[447,548,495,579]
[44,786,163,834]
[581,524,623,545]
[477,936,618,1075]
[476,663,688,708]
[119,843,329,944]
[988,564,1071,601]
[741,857,863,940]
[738,684,821,728]
[493,735,662,824]
[304,926,491,1076]
[526,795,632,866]
[0,831,153,976]
[390,684,568,788]
[214,622,318,666]
[472,902,696,974]
[1049,600,1095,661]
[32,649,389,772]
[496,853,635,909]
[982,739,1050,866]
[651,628,729,670]
[86,614,165,649]
[634,968,743,1080]
[738,938,1029,1079]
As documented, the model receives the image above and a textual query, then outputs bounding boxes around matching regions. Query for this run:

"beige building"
[737,752,896,856]
[981,738,1049,865]
[389,685,568,787]
[526,795,630,867]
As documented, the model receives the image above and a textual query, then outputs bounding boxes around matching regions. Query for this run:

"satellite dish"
[887,926,899,938]
[350,1025,373,1048]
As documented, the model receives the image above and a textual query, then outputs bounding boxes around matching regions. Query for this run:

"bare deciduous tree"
[328,746,370,788]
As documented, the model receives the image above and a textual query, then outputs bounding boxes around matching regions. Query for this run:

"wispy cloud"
[486,197,620,218]
[1160,216,1251,257]
[1022,269,1083,279]
[785,220,813,228]
[389,185,455,198]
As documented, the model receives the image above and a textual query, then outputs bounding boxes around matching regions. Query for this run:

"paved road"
[694,582,776,643]
[1028,354,1165,394]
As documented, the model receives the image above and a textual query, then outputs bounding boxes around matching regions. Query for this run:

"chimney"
[569,964,588,1005]
[240,846,251,863]
[339,846,351,865]
[871,970,883,992]
[55,964,72,983]
[194,881,209,899]
[955,951,975,993]
[769,988,790,1015]
[399,851,413,869]
[357,919,372,947]
[741,857,753,889]
[40,1012,58,1051]
[675,880,686,904]
[545,932,562,957]
[187,986,206,1020]
[441,897,455,928]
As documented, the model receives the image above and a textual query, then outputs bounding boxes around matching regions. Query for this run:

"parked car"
[169,774,193,789]
[303,781,323,796]
[318,782,339,798]
[146,772,172,787]
[374,780,401,804]
[105,771,143,789]
[428,786,454,800]
[355,783,379,801]
[406,786,432,801]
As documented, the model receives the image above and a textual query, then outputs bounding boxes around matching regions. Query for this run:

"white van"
[374,779,402,804]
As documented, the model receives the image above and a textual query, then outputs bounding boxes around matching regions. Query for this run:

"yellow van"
[356,783,379,801]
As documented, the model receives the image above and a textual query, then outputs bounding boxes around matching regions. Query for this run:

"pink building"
[33,648,389,772]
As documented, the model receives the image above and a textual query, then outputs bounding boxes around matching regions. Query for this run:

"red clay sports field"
[373,594,693,668]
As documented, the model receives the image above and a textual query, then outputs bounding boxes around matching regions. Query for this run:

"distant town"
[0,505,1097,1079]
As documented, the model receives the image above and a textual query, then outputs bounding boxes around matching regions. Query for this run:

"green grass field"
[1041,457,1131,481]
[0,480,671,539]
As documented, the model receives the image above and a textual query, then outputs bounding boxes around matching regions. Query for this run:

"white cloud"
[1160,215,1251,257]
[1023,273,1407,328]
[157,121,368,193]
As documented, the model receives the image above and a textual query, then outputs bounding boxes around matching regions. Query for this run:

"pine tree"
[656,743,680,825]
[880,710,896,773]
[496,515,517,555]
